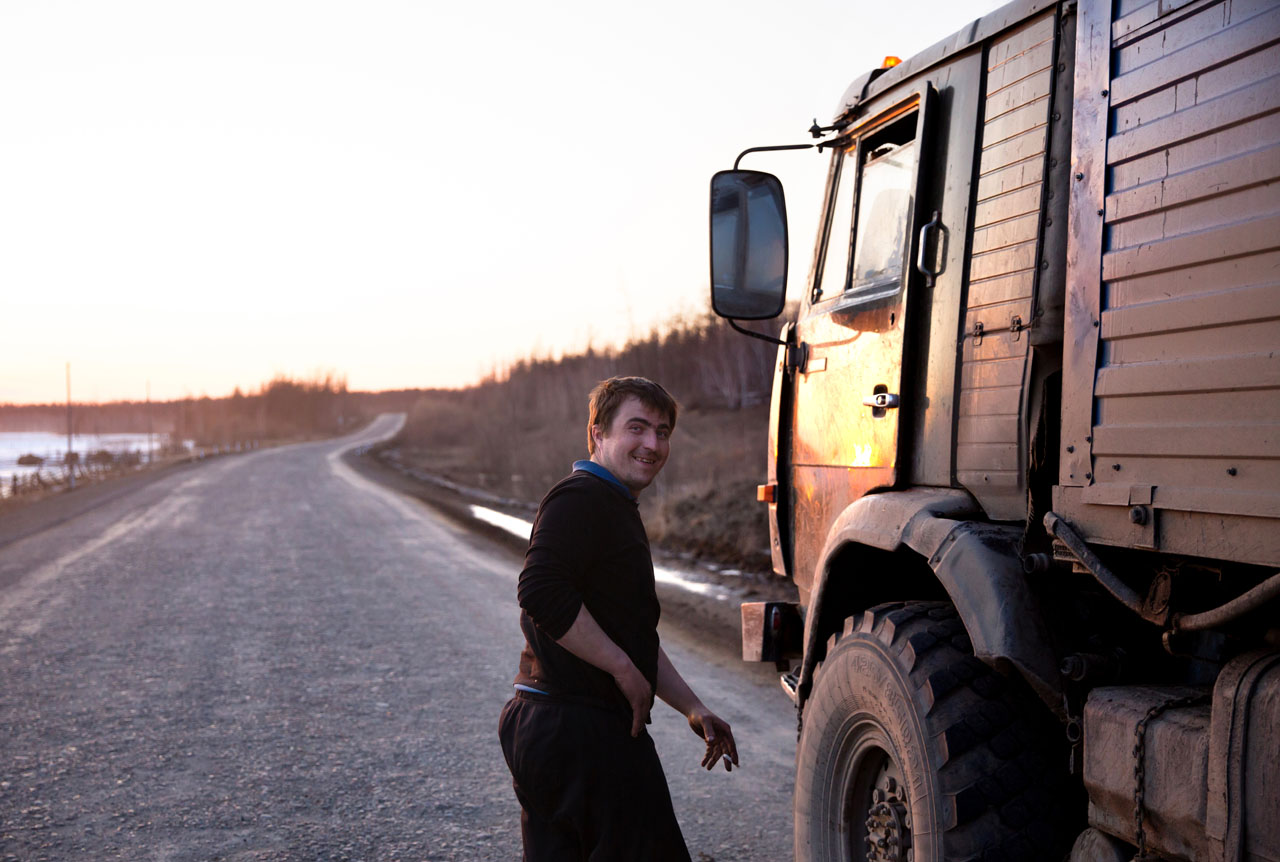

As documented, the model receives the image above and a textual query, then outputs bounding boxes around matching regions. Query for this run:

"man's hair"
[586,376,678,455]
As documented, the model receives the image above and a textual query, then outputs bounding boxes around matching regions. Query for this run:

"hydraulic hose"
[1174,570,1280,632]
[1043,512,1158,624]
[1045,512,1280,632]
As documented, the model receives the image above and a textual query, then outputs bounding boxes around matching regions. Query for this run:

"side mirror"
[708,170,789,320]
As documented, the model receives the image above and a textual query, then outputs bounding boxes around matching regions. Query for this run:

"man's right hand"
[554,605,651,737]
[612,662,653,737]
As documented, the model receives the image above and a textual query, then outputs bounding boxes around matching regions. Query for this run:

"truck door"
[791,86,937,514]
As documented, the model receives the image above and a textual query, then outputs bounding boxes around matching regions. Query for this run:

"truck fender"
[798,488,1064,715]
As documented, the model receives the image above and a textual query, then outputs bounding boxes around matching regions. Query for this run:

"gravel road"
[0,416,796,860]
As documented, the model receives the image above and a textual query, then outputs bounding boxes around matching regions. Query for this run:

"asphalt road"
[0,415,796,861]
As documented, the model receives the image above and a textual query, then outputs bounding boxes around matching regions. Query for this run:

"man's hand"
[612,662,653,737]
[688,708,738,771]
[655,645,739,772]
[553,606,652,737]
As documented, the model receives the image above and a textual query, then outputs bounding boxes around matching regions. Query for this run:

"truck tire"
[794,601,1077,862]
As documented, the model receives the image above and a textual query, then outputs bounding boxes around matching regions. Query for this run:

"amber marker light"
[757,483,777,503]
[882,56,902,68]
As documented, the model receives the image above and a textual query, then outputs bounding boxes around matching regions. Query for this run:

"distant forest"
[391,312,785,570]
[398,311,777,456]
[0,375,424,445]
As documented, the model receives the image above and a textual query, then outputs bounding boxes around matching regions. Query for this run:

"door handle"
[916,209,942,288]
[862,392,900,409]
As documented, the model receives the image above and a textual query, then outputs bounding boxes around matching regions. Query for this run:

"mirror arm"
[733,144,815,171]
[726,319,809,373]
[726,317,785,346]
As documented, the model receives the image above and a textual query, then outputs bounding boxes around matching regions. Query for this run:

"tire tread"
[800,600,1079,862]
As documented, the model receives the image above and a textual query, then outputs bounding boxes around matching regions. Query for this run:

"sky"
[1,0,1006,404]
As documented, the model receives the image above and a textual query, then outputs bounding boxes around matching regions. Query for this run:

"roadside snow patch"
[470,504,728,599]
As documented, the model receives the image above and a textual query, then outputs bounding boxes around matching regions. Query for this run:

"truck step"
[780,667,800,703]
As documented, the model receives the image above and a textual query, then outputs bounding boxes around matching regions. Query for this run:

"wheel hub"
[863,776,911,862]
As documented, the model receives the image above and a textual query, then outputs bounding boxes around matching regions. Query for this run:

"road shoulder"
[341,447,797,667]
[0,460,200,551]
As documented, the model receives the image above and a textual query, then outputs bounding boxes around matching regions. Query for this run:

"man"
[498,376,738,861]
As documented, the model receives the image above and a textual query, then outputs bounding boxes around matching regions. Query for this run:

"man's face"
[590,395,672,495]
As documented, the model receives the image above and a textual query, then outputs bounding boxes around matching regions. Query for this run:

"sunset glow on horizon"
[2,0,1006,406]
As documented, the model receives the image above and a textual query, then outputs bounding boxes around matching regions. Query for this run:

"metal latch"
[862,392,901,409]
[968,315,1036,347]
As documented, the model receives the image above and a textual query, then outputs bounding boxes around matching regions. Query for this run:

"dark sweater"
[514,470,661,715]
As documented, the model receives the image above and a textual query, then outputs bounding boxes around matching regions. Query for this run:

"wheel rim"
[839,719,912,862]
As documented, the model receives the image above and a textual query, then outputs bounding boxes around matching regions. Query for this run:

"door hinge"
[785,341,809,374]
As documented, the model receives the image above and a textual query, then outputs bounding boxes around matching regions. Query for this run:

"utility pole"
[65,362,75,489]
[147,380,153,464]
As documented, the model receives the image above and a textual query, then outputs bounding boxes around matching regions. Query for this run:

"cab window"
[813,110,919,306]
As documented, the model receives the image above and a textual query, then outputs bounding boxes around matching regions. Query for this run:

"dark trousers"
[498,691,691,862]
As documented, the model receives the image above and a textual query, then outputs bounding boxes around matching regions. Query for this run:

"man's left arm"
[655,645,739,771]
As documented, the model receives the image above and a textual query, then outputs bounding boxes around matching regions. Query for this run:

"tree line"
[398,312,779,482]
[0,374,421,446]
[391,311,785,571]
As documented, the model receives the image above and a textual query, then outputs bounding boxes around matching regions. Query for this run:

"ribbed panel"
[1093,0,1280,519]
[957,12,1056,519]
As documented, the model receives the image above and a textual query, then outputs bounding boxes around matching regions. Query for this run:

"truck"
[707,0,1280,859]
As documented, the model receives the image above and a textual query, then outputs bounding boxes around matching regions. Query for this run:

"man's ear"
[590,423,602,448]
